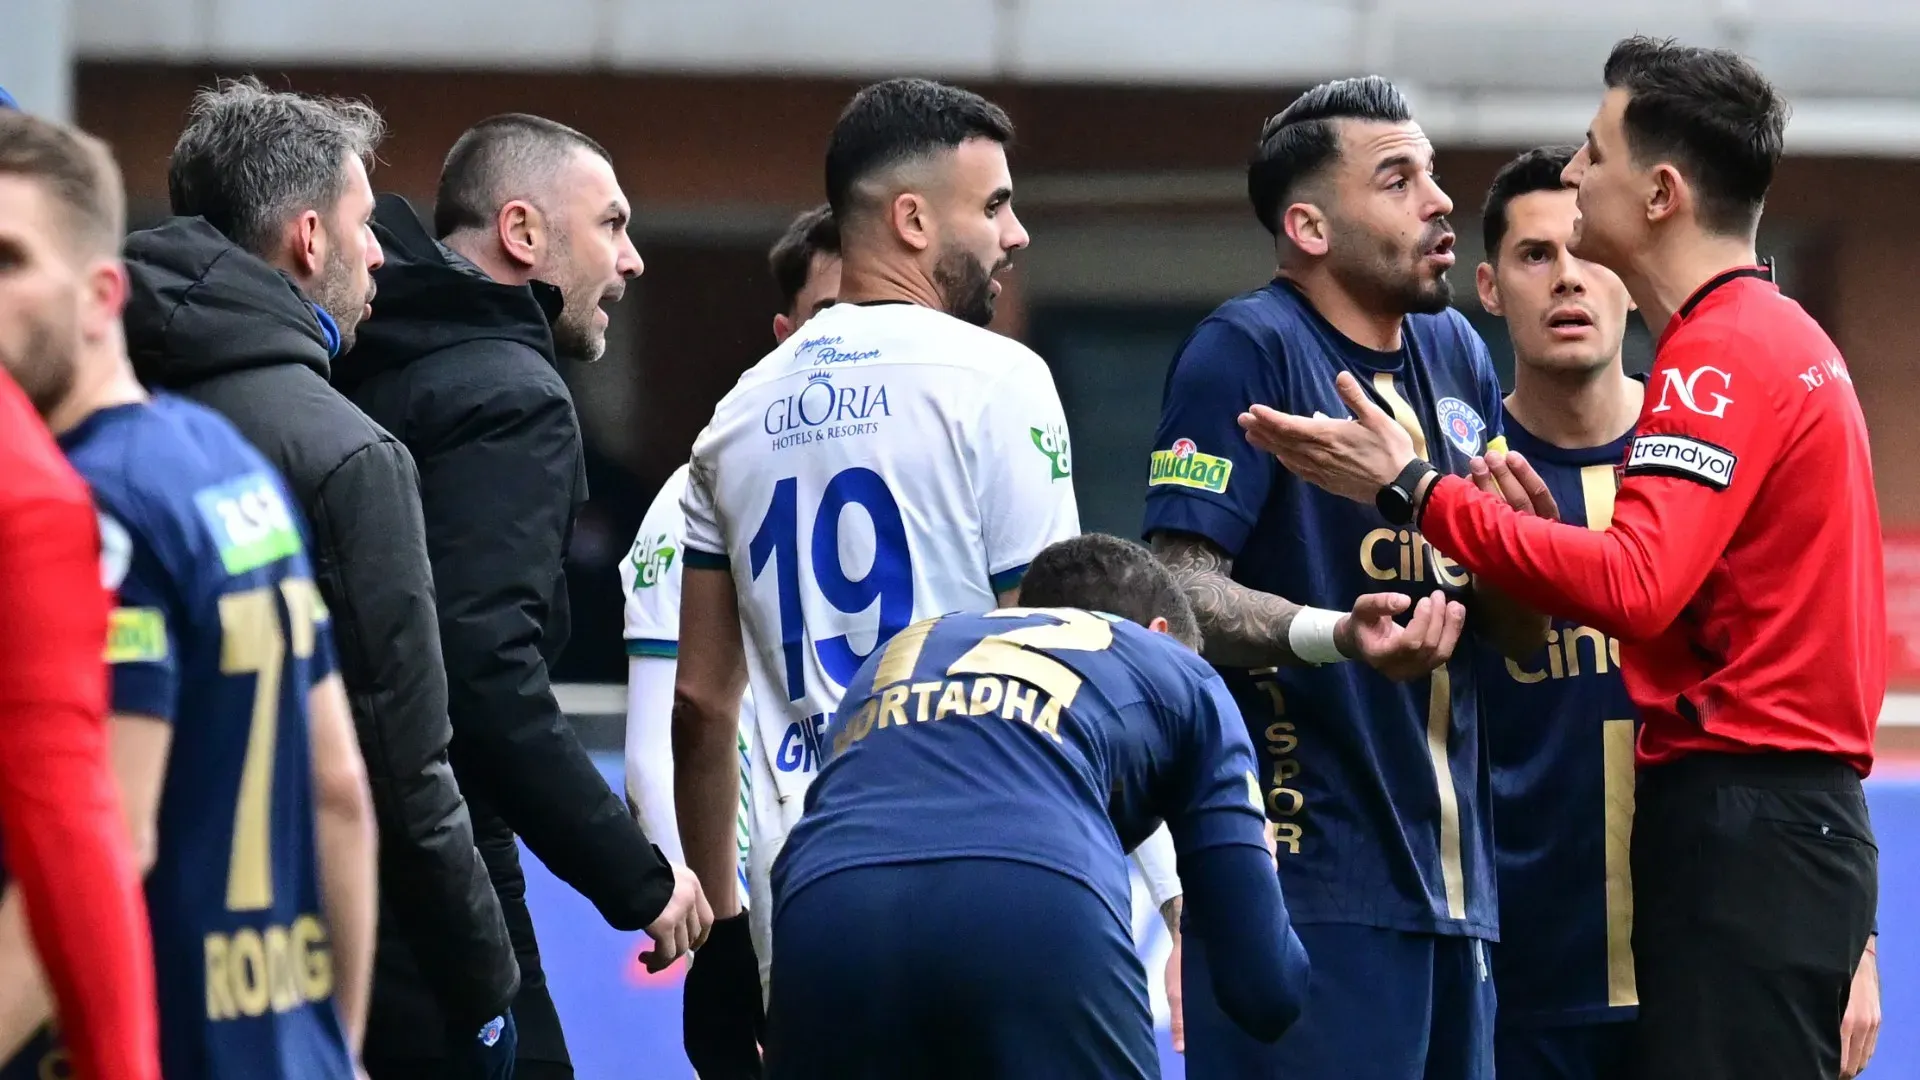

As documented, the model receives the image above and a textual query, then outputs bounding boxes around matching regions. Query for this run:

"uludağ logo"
[1148,437,1233,494]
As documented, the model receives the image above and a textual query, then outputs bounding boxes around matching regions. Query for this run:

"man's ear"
[497,199,542,270]
[1282,202,1330,259]
[772,312,795,344]
[1646,163,1683,226]
[890,192,932,254]
[81,258,129,345]
[1147,615,1171,636]
[1475,261,1502,316]
[288,209,325,280]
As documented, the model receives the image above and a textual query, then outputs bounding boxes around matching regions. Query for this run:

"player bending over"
[0,110,376,1080]
[672,79,1181,1071]
[764,534,1308,1079]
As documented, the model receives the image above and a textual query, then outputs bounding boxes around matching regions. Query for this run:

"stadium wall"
[78,64,1920,523]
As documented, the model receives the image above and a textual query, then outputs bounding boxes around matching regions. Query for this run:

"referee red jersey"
[1423,267,1885,775]
[0,371,161,1080]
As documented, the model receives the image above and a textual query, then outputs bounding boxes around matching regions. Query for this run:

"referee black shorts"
[1631,750,1877,1080]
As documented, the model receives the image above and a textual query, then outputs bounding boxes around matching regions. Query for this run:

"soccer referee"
[1240,37,1881,1080]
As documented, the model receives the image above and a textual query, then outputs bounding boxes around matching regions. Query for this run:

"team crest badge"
[1436,397,1487,456]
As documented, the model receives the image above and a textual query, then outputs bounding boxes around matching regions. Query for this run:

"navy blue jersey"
[1142,279,1506,938]
[772,608,1268,930]
[1476,407,1640,1027]
[7,397,352,1080]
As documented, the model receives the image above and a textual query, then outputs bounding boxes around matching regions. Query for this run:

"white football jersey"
[620,464,759,893]
[682,302,1080,807]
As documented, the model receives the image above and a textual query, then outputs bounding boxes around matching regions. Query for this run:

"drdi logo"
[1148,437,1233,494]
[1031,423,1072,480]
[627,532,676,590]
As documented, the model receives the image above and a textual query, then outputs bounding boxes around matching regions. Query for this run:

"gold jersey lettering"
[1504,626,1623,684]
[1001,682,1039,724]
[875,685,909,730]
[229,928,270,1018]
[968,677,1004,716]
[1031,698,1064,743]
[1271,822,1303,855]
[908,681,942,724]
[204,918,334,1022]
[934,680,969,720]
[1358,528,1471,587]
[1252,670,1307,854]
[833,698,879,756]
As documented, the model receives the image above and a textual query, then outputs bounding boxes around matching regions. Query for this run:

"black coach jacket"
[334,195,675,1062]
[120,218,521,1031]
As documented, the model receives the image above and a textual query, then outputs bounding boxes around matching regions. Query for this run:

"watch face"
[1376,483,1413,525]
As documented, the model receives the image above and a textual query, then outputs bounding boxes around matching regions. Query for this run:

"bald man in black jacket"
[337,115,708,1079]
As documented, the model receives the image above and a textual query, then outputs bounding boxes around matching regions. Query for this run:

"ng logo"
[1651,366,1734,419]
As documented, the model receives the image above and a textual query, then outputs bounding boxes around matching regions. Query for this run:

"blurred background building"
[6,3,1919,1073]
[13,0,1920,691]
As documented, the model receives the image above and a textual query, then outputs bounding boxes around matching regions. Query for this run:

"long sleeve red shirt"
[0,372,161,1080]
[1423,268,1885,775]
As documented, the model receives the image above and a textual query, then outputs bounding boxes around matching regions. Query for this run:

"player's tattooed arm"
[1152,531,1467,680]
[1150,531,1307,669]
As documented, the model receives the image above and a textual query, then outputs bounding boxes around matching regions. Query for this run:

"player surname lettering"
[833,674,1063,757]
[203,915,334,1023]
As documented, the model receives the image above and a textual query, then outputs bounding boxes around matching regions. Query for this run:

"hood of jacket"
[334,194,565,390]
[123,216,339,390]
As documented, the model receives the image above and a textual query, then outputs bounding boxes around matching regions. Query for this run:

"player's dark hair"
[435,113,612,239]
[824,78,1014,221]
[1248,76,1411,237]
[1602,35,1787,238]
[1481,145,1577,261]
[1019,535,1202,652]
[768,203,840,314]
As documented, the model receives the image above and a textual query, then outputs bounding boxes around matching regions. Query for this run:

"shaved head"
[824,78,1014,224]
[434,113,613,239]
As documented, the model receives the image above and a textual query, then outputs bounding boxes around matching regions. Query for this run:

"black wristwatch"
[1376,459,1438,526]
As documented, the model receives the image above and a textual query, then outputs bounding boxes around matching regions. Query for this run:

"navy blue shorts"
[1183,922,1495,1080]
[765,858,1156,1080]
[1495,1021,1634,1080]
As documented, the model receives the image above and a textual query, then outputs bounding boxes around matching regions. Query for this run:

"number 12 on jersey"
[749,467,914,700]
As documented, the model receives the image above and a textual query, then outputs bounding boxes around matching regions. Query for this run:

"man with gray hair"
[335,113,706,1080]
[121,76,523,1078]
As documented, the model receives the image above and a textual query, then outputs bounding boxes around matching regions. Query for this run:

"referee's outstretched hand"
[1470,451,1560,521]
[1334,590,1466,682]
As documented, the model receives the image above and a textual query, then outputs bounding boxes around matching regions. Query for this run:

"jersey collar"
[1660,259,1776,351]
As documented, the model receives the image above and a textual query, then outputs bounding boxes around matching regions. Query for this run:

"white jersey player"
[671,84,1180,1071]
[623,205,841,999]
